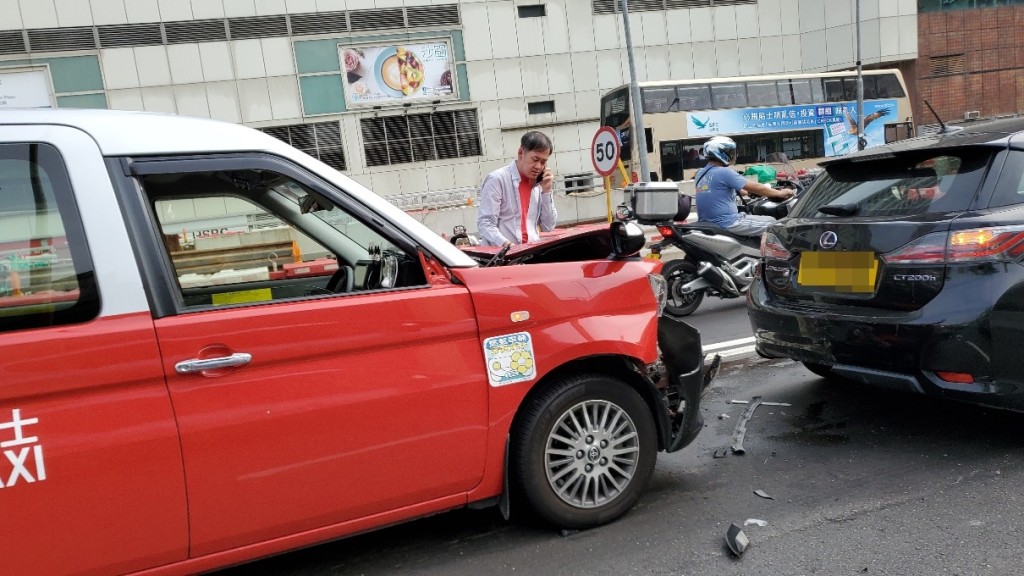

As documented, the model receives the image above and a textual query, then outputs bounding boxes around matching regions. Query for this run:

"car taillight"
[657,225,674,238]
[880,231,948,264]
[883,227,1024,265]
[761,232,792,259]
[947,227,1024,262]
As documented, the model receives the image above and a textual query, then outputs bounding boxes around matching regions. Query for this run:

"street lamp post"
[620,0,651,181]
[855,0,865,150]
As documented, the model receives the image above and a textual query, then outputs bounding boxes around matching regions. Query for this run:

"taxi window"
[0,143,99,333]
[139,168,427,310]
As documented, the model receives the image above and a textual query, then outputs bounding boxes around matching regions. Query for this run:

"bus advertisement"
[600,69,914,185]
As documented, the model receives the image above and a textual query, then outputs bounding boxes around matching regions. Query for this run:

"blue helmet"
[702,136,737,166]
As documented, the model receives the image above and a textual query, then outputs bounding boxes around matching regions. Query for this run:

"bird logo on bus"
[691,115,718,132]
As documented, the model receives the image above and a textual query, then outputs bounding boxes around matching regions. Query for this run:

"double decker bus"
[600,69,914,185]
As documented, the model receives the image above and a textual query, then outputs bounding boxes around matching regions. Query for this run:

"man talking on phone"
[477,131,557,247]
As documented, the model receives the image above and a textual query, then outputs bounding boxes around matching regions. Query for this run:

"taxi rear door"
[0,127,187,575]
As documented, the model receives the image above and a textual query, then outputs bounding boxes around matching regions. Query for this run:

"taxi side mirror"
[610,221,645,259]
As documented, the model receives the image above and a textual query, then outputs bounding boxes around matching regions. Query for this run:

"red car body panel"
[1,314,188,576]
[454,259,661,501]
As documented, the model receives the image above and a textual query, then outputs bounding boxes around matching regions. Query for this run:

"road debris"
[729,396,763,454]
[718,413,730,420]
[744,518,768,527]
[728,399,792,407]
[753,489,775,500]
[713,449,728,458]
[725,523,749,557]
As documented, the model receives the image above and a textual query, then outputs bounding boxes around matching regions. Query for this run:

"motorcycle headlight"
[648,273,668,316]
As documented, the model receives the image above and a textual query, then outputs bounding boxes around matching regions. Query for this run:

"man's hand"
[539,169,553,193]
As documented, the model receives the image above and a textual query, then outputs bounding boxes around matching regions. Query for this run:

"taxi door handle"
[175,353,253,374]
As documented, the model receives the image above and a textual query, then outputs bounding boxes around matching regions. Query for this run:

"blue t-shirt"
[694,165,750,227]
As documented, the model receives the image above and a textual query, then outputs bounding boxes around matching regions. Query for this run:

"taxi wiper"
[818,203,859,216]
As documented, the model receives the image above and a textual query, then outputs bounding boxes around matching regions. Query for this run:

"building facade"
[916,1,1024,127]
[1,0,919,228]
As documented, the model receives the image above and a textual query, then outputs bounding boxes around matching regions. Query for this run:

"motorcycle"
[649,183,801,318]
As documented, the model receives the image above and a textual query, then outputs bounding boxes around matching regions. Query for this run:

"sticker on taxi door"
[484,332,536,386]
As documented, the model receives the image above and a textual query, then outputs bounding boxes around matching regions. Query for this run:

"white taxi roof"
[0,109,477,268]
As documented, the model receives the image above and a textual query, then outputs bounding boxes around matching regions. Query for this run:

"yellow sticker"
[211,288,273,306]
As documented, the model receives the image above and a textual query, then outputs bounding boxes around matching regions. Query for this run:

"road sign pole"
[604,176,613,222]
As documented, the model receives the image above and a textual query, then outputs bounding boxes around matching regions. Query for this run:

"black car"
[748,117,1024,412]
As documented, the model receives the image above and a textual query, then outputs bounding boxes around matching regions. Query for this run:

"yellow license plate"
[798,251,878,293]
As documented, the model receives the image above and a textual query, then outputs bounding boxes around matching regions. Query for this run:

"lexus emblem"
[819,231,838,249]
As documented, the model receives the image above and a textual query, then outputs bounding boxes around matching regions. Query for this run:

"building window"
[528,100,555,114]
[361,109,482,167]
[261,122,347,172]
[518,5,547,17]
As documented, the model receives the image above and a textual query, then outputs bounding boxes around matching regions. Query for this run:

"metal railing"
[387,171,605,211]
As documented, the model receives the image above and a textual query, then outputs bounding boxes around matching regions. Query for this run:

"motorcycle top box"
[626,182,681,223]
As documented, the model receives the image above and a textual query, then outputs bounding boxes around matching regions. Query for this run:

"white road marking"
[702,337,756,361]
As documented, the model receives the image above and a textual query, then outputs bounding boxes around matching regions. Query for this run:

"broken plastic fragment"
[744,518,768,527]
[725,523,749,556]
[753,489,775,500]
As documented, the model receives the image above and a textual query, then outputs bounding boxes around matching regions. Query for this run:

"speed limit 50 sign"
[591,126,621,177]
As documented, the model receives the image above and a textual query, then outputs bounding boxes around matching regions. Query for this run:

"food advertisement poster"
[686,99,897,157]
[340,40,456,106]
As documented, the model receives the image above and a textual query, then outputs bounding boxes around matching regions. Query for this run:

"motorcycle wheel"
[662,258,704,317]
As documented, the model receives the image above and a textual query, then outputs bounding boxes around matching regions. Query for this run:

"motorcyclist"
[694,136,794,237]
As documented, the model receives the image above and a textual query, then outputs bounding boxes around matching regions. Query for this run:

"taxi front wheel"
[511,374,657,529]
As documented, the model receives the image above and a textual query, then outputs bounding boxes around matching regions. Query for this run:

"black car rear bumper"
[747,275,1024,412]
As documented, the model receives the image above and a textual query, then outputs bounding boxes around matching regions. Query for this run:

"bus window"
[601,88,630,128]
[823,78,848,102]
[711,83,747,109]
[746,81,780,107]
[781,79,820,105]
[843,77,860,100]
[876,74,905,98]
[642,87,678,113]
[861,76,879,99]
[677,84,711,110]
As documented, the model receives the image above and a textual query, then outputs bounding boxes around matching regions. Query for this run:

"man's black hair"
[521,131,553,153]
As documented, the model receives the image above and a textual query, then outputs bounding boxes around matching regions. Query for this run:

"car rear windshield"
[791,149,993,218]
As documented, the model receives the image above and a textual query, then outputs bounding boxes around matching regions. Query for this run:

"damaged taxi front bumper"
[656,314,710,453]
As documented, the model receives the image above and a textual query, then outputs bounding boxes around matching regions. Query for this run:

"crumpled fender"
[658,314,706,452]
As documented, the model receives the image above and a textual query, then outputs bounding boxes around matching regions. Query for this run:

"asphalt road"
[216,321,1024,575]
